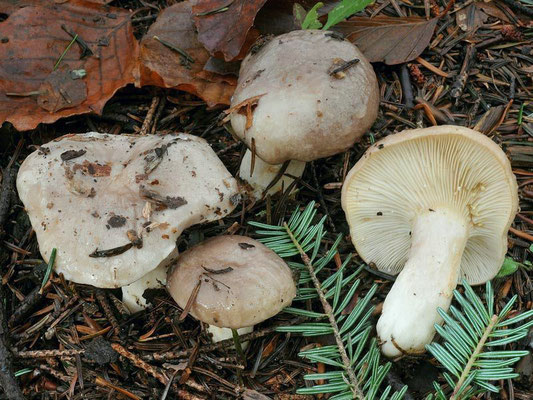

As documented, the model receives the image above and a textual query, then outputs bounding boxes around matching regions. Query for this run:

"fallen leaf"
[477,1,511,23]
[456,3,488,33]
[0,0,138,131]
[0,0,113,14]
[192,0,268,61]
[333,16,439,65]
[139,1,236,106]
[37,65,87,112]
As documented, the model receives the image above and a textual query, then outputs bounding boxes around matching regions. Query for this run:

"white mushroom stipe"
[207,325,253,349]
[377,209,468,357]
[239,149,306,200]
[17,132,240,289]
[121,259,170,313]
[342,125,518,357]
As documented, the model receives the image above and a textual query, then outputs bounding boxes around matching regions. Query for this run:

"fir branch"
[450,315,497,399]
[251,202,406,399]
[283,221,365,399]
[426,280,533,400]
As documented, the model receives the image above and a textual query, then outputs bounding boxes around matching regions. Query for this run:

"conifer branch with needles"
[283,221,364,399]
[251,201,533,400]
[250,202,407,399]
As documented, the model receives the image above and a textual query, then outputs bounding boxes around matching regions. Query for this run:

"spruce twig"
[283,222,364,399]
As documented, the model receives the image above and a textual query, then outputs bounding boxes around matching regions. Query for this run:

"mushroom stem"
[377,209,469,357]
[239,150,305,200]
[121,263,169,313]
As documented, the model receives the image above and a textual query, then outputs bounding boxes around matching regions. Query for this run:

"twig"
[140,96,160,135]
[96,289,122,338]
[8,287,45,328]
[283,222,364,399]
[399,65,414,109]
[451,44,476,100]
[0,144,26,399]
[142,319,302,362]
[15,348,84,359]
[450,315,498,399]
[95,376,141,400]
[498,0,533,17]
[111,343,169,385]
[0,282,26,399]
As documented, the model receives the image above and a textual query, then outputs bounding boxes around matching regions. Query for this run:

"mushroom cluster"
[17,132,240,311]
[342,125,518,357]
[229,29,379,199]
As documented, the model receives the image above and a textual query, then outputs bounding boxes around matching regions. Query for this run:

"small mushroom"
[230,30,379,199]
[167,235,296,344]
[341,125,518,357]
[17,132,240,311]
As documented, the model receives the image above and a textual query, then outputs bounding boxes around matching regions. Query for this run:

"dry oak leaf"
[138,1,236,107]
[334,16,439,65]
[192,0,268,61]
[0,0,113,14]
[0,0,138,131]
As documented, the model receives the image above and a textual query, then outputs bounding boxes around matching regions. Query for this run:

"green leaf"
[495,257,520,278]
[302,2,324,29]
[323,0,374,30]
[41,247,57,291]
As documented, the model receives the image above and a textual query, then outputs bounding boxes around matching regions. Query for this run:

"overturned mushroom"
[167,235,296,345]
[341,125,518,357]
[229,30,379,199]
[17,132,240,311]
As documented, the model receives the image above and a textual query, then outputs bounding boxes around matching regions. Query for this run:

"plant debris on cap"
[17,132,240,288]
[229,29,379,165]
[167,235,296,329]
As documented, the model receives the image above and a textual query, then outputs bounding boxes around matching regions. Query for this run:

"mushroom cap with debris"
[17,132,240,288]
[341,125,518,284]
[230,29,379,165]
[167,235,296,329]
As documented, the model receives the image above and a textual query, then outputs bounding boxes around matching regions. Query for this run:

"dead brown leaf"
[0,0,113,14]
[138,1,236,107]
[456,3,488,33]
[192,0,268,61]
[334,16,439,65]
[0,0,138,131]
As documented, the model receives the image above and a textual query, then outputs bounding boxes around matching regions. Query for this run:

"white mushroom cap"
[17,132,240,288]
[342,125,518,284]
[230,29,379,165]
[167,235,296,329]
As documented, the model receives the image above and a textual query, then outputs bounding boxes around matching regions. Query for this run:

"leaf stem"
[284,222,364,399]
[450,314,498,400]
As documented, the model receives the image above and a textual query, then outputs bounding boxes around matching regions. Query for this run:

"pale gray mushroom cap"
[230,29,379,165]
[17,132,240,288]
[167,235,296,329]
[341,125,518,284]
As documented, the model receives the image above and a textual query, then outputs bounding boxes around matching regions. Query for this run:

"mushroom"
[167,235,296,347]
[341,125,518,357]
[239,149,306,199]
[229,30,379,199]
[17,132,240,311]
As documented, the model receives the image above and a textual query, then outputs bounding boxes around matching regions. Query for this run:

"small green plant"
[250,202,532,400]
[299,0,374,31]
